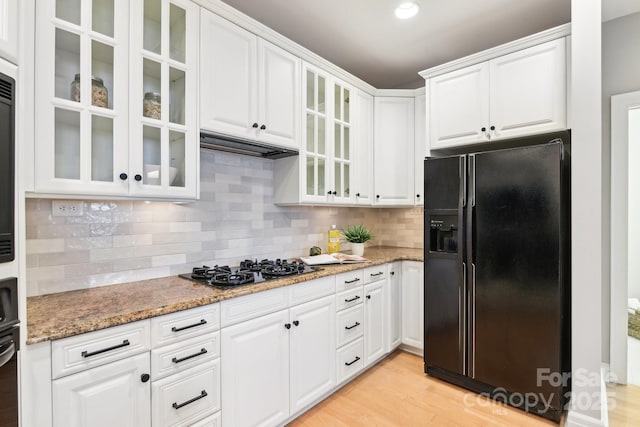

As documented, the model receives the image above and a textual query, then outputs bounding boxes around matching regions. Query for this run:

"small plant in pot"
[342,224,373,257]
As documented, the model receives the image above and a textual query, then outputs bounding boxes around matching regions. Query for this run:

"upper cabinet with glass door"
[273,63,354,205]
[35,0,129,196]
[33,0,198,199]
[128,0,198,199]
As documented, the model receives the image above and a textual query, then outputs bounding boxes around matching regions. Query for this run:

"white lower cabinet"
[151,359,220,427]
[336,337,365,384]
[221,294,336,427]
[52,353,151,427]
[401,261,425,351]
[364,280,386,367]
[189,412,221,427]
[387,262,402,351]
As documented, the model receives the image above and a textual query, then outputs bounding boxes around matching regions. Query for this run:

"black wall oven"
[0,277,18,427]
[0,71,15,263]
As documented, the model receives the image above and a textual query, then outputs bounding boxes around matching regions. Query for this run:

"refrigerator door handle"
[469,154,476,207]
[462,262,467,376]
[471,262,477,379]
[460,156,467,208]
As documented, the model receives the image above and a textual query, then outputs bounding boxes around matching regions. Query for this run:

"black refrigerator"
[423,131,571,422]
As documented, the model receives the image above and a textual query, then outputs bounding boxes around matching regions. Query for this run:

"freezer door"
[424,156,466,376]
[470,142,564,408]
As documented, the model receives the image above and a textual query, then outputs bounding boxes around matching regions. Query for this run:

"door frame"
[610,90,640,384]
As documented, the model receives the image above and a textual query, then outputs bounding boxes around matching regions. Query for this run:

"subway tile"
[26,238,65,254]
[64,261,113,278]
[65,236,113,251]
[112,257,153,272]
[169,222,201,233]
[152,254,187,267]
[39,250,90,267]
[113,234,153,248]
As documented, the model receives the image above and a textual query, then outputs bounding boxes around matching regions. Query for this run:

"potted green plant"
[342,224,373,256]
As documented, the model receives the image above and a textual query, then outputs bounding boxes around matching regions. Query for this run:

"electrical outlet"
[52,200,84,217]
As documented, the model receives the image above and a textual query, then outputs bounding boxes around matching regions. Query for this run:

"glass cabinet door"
[303,66,329,201]
[129,0,197,198]
[332,82,352,201]
[35,0,129,195]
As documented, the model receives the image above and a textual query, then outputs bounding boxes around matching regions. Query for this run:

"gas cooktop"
[180,259,319,289]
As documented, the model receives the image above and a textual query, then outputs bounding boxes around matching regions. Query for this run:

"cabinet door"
[401,261,424,351]
[374,97,415,206]
[414,93,426,206]
[0,0,17,63]
[289,295,336,414]
[52,353,150,427]
[353,90,373,205]
[364,281,386,367]
[200,9,257,140]
[429,62,489,149]
[257,39,300,149]
[129,0,198,199]
[35,0,130,196]
[387,262,402,351]
[301,64,331,203]
[489,38,566,140]
[221,309,290,427]
[330,80,354,204]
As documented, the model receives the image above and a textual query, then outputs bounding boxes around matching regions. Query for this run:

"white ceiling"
[221,0,571,89]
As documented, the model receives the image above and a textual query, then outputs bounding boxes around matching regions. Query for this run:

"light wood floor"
[288,351,558,427]
[607,383,640,427]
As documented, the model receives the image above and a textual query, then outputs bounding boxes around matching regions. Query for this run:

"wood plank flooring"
[607,383,640,426]
[288,351,557,427]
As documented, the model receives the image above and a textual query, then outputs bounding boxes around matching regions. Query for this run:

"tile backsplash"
[26,150,423,296]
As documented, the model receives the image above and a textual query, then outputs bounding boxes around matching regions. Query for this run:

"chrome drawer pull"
[345,356,360,366]
[172,390,208,410]
[344,295,361,303]
[345,322,360,330]
[172,348,208,364]
[81,339,130,358]
[171,319,207,332]
[344,278,360,284]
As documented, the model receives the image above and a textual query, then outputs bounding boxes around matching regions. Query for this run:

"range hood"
[200,131,298,159]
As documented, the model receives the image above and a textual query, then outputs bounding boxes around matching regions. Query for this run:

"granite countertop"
[27,246,423,344]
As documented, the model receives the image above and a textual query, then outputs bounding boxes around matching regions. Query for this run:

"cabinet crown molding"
[419,23,571,80]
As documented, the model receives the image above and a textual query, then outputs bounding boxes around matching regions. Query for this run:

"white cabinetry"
[429,38,566,149]
[414,91,426,206]
[34,0,198,199]
[353,90,374,205]
[221,280,335,427]
[200,9,300,149]
[373,96,415,206]
[387,262,402,351]
[0,0,18,63]
[52,353,151,427]
[401,261,424,352]
[364,280,385,367]
[274,63,354,205]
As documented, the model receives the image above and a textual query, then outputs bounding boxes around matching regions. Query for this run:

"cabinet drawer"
[190,411,221,427]
[336,304,364,348]
[363,265,387,284]
[289,276,335,306]
[52,320,150,379]
[335,270,364,292]
[337,337,364,385]
[151,304,220,348]
[221,286,288,328]
[152,359,220,427]
[336,287,364,312]
[151,332,220,381]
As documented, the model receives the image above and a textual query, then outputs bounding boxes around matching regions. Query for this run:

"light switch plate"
[52,200,84,217]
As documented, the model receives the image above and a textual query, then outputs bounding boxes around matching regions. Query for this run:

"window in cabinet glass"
[55,108,81,180]
[56,0,81,25]
[91,115,114,182]
[92,0,114,37]
[55,28,81,101]
[143,0,161,54]
[143,59,162,120]
[143,126,162,186]
[169,130,185,187]
[169,67,185,125]
[91,40,113,109]
[169,3,186,63]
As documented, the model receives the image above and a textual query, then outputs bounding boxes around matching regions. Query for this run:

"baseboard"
[564,367,609,427]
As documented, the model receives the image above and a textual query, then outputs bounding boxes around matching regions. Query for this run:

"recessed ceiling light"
[395,2,420,19]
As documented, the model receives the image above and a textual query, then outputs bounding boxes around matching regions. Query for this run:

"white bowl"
[143,164,179,185]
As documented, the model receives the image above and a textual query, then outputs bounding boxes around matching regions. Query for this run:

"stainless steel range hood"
[200,131,298,159]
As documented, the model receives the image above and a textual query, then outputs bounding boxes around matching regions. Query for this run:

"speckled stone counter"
[27,246,423,344]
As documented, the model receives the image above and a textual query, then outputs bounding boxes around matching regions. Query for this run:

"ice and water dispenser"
[429,215,458,253]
